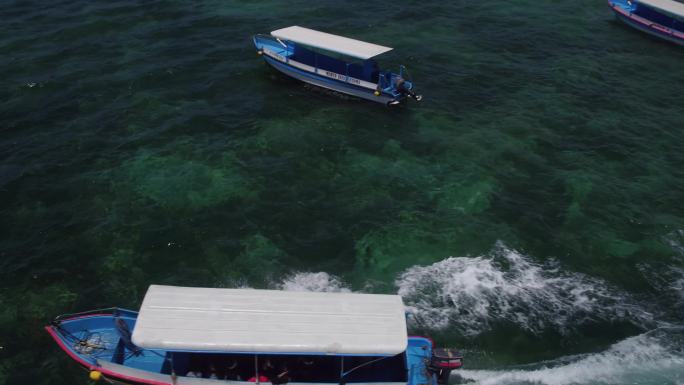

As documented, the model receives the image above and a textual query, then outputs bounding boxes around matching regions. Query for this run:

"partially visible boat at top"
[609,0,684,45]
[253,26,422,106]
[46,285,463,385]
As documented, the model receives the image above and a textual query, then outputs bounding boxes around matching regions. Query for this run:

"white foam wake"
[278,272,351,293]
[272,243,658,335]
[638,264,684,314]
[673,267,684,304]
[665,230,684,304]
[457,330,684,385]
[665,229,684,257]
[395,243,654,335]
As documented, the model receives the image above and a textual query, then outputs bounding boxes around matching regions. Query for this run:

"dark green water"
[1,1,684,384]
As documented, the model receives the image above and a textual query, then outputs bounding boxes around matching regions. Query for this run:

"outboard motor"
[428,348,463,385]
[396,77,422,102]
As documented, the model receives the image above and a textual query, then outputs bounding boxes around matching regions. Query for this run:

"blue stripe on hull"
[613,11,684,46]
[262,56,398,105]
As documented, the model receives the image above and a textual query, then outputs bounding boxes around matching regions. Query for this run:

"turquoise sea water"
[1,1,684,384]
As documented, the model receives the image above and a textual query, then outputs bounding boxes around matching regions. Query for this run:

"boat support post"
[255,355,260,384]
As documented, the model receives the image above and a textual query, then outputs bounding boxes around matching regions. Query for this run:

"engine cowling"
[428,348,463,385]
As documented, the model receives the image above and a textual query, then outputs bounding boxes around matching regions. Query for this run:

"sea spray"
[269,249,684,384]
[665,230,684,304]
[670,267,684,307]
[274,244,657,335]
[637,261,684,318]
[396,243,654,335]
[278,272,351,293]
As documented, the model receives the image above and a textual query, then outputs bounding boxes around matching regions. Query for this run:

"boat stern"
[406,336,433,385]
[406,337,463,385]
[382,68,422,106]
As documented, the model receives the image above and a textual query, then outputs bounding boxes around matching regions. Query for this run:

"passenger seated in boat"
[186,370,202,378]
[225,359,241,381]
[205,361,221,379]
[185,354,203,377]
[273,368,290,384]
[264,359,289,384]
[247,374,269,382]
[293,357,316,382]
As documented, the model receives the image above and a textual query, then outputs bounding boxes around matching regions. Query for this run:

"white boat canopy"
[638,0,684,17]
[131,285,408,355]
[271,26,393,60]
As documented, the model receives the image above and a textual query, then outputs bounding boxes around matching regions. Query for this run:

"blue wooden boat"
[609,0,684,45]
[253,26,422,106]
[46,285,462,385]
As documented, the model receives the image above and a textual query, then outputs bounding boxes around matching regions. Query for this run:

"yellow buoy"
[374,90,380,96]
[89,370,102,381]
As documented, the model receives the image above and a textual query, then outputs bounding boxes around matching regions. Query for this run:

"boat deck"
[47,311,166,373]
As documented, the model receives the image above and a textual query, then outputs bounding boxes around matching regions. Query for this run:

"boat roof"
[638,0,684,17]
[271,26,393,60]
[131,285,408,355]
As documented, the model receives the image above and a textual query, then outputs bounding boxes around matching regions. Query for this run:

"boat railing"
[254,33,277,43]
[377,72,392,91]
[52,307,134,323]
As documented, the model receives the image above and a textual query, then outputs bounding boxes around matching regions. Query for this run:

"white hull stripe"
[265,57,396,104]
[263,48,379,90]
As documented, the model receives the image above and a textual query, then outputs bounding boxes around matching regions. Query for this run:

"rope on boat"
[52,322,108,356]
[52,309,157,360]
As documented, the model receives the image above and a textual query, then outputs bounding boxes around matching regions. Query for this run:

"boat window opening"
[162,353,254,380]
[342,354,407,383]
[317,53,348,75]
[635,4,684,28]
[291,44,381,83]
[159,353,405,383]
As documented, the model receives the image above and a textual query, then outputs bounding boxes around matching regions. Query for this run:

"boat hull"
[47,309,439,385]
[261,55,398,105]
[252,34,407,105]
[609,0,684,46]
